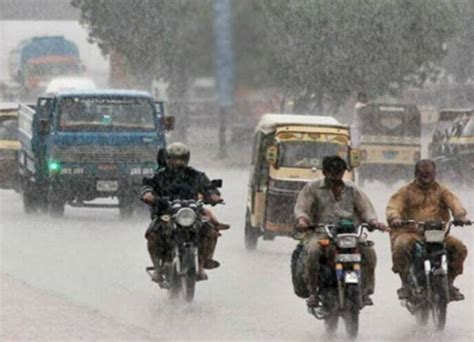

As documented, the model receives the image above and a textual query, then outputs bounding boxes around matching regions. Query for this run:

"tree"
[72,0,214,140]
[443,0,474,83]
[257,0,458,113]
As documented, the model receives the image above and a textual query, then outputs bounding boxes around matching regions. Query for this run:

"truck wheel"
[245,209,259,251]
[49,199,65,217]
[119,196,134,219]
[23,181,37,214]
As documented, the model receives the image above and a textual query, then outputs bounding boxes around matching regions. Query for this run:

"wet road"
[1,166,473,341]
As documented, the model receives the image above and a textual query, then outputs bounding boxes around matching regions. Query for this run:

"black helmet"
[166,142,190,164]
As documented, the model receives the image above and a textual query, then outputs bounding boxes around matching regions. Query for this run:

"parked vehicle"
[429,108,473,186]
[17,89,173,217]
[45,76,97,94]
[0,103,20,190]
[357,103,421,186]
[8,36,84,98]
[292,221,373,338]
[245,114,360,250]
[146,193,223,302]
[398,220,471,330]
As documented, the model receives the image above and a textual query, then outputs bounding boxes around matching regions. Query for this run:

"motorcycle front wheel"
[180,248,197,302]
[344,284,360,338]
[415,303,430,326]
[432,275,449,330]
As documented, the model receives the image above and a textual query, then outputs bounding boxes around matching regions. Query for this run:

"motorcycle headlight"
[336,235,358,248]
[175,208,196,227]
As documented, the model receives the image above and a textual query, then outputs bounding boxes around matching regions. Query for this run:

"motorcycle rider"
[386,159,470,301]
[294,155,388,307]
[142,142,229,283]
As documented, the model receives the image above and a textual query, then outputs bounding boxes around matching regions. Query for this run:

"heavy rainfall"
[0,0,473,341]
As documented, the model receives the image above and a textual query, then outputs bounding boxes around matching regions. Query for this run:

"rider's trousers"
[390,230,468,281]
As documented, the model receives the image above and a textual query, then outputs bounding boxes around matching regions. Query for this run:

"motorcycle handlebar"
[399,219,471,227]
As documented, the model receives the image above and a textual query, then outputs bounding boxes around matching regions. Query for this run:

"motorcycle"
[292,220,373,338]
[146,196,222,302]
[399,219,471,330]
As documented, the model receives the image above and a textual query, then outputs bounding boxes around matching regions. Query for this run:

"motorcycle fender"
[423,259,431,275]
[344,271,359,284]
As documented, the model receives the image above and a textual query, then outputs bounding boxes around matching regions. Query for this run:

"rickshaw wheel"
[245,209,259,251]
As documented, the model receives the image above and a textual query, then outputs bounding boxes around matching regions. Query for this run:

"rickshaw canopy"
[256,113,347,134]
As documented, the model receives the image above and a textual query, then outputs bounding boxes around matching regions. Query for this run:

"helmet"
[166,142,190,164]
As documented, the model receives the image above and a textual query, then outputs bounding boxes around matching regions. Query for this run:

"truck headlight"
[337,235,358,248]
[175,208,196,227]
[48,160,61,174]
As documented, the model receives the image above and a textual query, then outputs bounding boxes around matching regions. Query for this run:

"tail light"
[360,149,368,161]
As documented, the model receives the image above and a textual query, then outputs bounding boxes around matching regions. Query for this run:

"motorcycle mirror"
[211,179,222,188]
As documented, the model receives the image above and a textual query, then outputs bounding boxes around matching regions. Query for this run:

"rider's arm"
[353,186,377,223]
[386,186,408,225]
[141,175,159,204]
[294,182,316,223]
[197,172,221,202]
[441,186,468,220]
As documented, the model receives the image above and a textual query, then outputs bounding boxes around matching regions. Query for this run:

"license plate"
[344,271,359,284]
[425,230,445,242]
[336,254,361,263]
[96,180,118,192]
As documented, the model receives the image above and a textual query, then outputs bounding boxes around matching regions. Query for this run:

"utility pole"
[213,0,234,159]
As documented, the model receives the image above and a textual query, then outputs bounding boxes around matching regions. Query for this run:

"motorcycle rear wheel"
[324,313,339,335]
[344,284,360,338]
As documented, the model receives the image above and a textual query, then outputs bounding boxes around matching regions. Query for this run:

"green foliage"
[259,0,458,109]
[443,0,474,83]
[72,0,460,113]
[71,0,213,92]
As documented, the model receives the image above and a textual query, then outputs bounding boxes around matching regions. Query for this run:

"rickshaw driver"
[294,156,388,307]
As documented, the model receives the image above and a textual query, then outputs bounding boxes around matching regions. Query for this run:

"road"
[1,164,473,341]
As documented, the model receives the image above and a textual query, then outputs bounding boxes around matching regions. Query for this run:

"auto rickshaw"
[0,103,20,190]
[429,108,473,186]
[356,103,421,186]
[245,114,360,250]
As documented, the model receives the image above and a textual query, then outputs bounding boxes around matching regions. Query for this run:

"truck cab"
[18,89,173,217]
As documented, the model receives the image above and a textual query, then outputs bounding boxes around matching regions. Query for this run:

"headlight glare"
[175,208,196,227]
[337,235,358,248]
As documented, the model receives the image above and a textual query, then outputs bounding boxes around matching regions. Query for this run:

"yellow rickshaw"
[356,103,421,186]
[429,108,473,185]
[0,103,20,190]
[245,114,360,250]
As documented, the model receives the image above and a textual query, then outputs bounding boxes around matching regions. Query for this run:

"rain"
[1,0,473,341]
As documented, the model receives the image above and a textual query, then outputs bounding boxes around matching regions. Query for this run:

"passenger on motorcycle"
[386,159,470,301]
[142,142,229,283]
[294,155,388,307]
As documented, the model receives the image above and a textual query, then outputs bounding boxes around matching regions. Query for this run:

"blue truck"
[17,89,173,217]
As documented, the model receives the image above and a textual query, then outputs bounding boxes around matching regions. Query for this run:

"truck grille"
[53,146,157,163]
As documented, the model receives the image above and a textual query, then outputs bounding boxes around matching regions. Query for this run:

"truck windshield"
[0,117,18,141]
[278,134,348,168]
[58,96,155,131]
[461,118,474,137]
[28,63,81,77]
